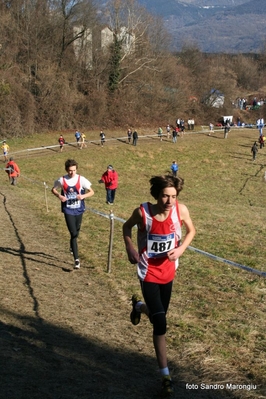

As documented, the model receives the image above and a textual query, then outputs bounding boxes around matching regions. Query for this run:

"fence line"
[1,167,265,278]
[86,206,266,278]
[187,246,266,278]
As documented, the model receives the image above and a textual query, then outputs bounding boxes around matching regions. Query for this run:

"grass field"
[1,126,265,398]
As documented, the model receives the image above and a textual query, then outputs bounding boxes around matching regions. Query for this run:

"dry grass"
[0,127,265,398]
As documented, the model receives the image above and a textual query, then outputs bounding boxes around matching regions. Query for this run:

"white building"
[73,25,135,68]
[73,26,92,69]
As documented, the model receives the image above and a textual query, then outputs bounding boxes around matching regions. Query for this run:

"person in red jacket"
[98,165,118,204]
[6,157,20,185]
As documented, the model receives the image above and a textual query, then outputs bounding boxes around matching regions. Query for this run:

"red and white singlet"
[137,202,182,284]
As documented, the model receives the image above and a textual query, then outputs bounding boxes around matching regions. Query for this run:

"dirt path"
[0,185,238,399]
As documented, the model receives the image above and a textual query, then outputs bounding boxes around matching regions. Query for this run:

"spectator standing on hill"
[258,118,264,136]
[75,130,81,147]
[98,165,118,205]
[51,159,94,270]
[170,160,179,177]
[133,130,138,146]
[224,122,230,139]
[180,119,185,137]
[123,175,196,398]
[58,135,65,152]
[1,140,10,162]
[166,124,171,138]
[127,129,132,143]
[251,142,258,161]
[158,127,163,141]
[6,157,20,185]
[100,131,105,147]
[172,128,178,143]
[259,134,265,149]
[209,123,214,135]
[191,118,195,130]
[80,133,87,149]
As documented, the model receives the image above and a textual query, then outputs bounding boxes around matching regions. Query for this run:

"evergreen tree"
[108,36,122,92]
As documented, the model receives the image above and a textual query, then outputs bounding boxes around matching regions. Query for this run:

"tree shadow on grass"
[0,308,238,399]
[0,246,58,264]
[0,246,95,273]
[239,164,265,195]
[205,134,224,139]
[116,138,128,144]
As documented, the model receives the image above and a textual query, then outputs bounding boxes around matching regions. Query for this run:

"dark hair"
[149,175,184,200]
[65,159,78,171]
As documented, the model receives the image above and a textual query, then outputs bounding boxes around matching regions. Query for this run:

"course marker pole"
[44,182,49,212]
[107,210,114,273]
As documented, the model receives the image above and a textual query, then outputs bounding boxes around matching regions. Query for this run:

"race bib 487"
[147,233,175,258]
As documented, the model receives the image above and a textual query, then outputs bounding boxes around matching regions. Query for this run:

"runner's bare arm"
[123,207,143,264]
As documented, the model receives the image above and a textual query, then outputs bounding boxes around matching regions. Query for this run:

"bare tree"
[47,0,99,67]
[2,0,266,134]
[102,0,167,90]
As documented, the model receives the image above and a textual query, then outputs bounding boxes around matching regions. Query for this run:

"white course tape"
[86,207,266,278]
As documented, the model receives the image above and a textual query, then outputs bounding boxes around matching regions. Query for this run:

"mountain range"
[137,0,266,53]
[96,0,266,53]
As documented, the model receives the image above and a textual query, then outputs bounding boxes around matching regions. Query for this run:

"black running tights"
[64,213,83,260]
[140,280,173,336]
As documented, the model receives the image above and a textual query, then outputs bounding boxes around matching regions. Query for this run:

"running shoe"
[130,294,141,325]
[74,259,80,269]
[161,375,174,397]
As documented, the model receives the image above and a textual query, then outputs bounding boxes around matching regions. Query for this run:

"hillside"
[138,0,246,17]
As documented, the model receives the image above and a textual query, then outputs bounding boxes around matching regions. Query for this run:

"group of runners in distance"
[56,125,186,153]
